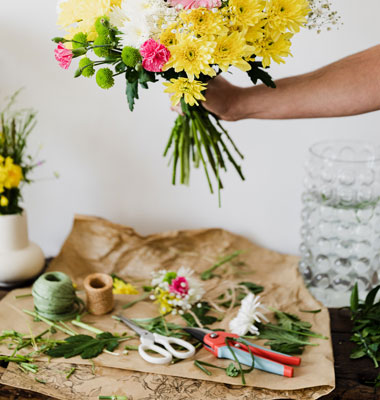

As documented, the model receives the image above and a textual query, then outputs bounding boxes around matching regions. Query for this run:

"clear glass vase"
[299,140,380,307]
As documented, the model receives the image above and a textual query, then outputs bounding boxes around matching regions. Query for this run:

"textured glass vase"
[299,140,380,307]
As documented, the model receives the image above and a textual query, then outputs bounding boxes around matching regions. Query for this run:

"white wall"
[1,0,380,257]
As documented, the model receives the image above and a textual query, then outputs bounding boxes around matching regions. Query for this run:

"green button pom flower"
[95,16,110,36]
[121,46,142,68]
[96,68,114,89]
[79,57,95,78]
[72,32,87,49]
[93,35,112,58]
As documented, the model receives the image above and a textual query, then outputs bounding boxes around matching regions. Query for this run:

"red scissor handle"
[203,331,301,366]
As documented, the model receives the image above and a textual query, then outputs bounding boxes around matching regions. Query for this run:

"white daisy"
[229,293,269,337]
[119,17,151,48]
[109,5,129,28]
[110,0,178,48]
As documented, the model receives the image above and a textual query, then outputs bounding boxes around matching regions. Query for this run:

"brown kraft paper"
[0,215,335,398]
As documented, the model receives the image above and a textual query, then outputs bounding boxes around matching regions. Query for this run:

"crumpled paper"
[0,215,335,399]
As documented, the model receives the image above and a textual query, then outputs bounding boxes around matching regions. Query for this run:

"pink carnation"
[169,276,189,297]
[54,42,73,70]
[168,0,221,9]
[140,39,170,73]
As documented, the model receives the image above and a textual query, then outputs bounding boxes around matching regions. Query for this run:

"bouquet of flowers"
[150,267,205,315]
[0,93,42,215]
[53,0,310,196]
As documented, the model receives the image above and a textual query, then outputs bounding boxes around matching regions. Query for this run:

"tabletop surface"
[0,292,378,400]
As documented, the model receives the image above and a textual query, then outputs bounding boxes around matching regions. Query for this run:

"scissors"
[117,315,196,365]
[184,327,301,377]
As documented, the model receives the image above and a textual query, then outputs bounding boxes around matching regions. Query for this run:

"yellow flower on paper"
[180,8,228,38]
[0,196,8,207]
[163,34,216,81]
[212,31,254,72]
[265,0,310,38]
[112,277,139,295]
[112,278,139,294]
[164,78,207,107]
[228,0,266,28]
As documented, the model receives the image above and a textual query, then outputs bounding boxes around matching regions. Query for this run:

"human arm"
[202,45,380,121]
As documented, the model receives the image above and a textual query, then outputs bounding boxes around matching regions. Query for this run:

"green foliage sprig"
[201,250,244,280]
[350,283,380,368]
[257,309,327,355]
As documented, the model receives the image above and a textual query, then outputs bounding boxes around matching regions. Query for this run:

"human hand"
[202,76,243,121]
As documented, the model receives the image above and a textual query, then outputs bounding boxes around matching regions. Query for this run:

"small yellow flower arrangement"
[111,274,139,295]
[0,92,42,215]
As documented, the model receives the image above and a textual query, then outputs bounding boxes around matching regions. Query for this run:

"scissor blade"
[117,315,149,337]
[183,327,212,343]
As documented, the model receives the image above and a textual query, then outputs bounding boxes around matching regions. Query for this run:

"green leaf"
[226,363,240,377]
[46,333,120,360]
[300,309,322,314]
[126,80,139,111]
[115,62,127,73]
[247,62,276,88]
[365,285,380,307]
[350,349,366,359]
[239,282,264,295]
[138,69,157,85]
[182,302,218,327]
[350,283,359,313]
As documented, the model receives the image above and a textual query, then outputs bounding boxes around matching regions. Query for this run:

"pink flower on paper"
[169,277,189,297]
[54,42,73,69]
[140,39,170,73]
[169,0,221,10]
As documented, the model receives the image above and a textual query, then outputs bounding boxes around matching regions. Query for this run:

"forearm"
[235,45,380,120]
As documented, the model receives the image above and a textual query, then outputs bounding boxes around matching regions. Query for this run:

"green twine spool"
[32,272,83,321]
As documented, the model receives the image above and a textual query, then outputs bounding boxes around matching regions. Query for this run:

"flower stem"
[23,310,75,336]
[71,320,104,335]
[201,250,243,280]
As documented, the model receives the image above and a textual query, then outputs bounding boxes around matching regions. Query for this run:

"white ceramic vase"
[0,212,45,285]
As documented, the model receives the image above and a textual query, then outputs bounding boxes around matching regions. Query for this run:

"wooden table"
[0,292,378,400]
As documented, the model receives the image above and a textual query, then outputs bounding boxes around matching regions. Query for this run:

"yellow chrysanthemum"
[58,0,118,40]
[228,0,266,28]
[163,34,216,81]
[154,288,175,315]
[266,0,310,38]
[212,31,254,72]
[112,278,139,295]
[245,24,265,45]
[252,31,293,67]
[180,8,228,38]
[0,196,8,207]
[164,78,207,107]
[3,157,23,189]
[160,23,179,48]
